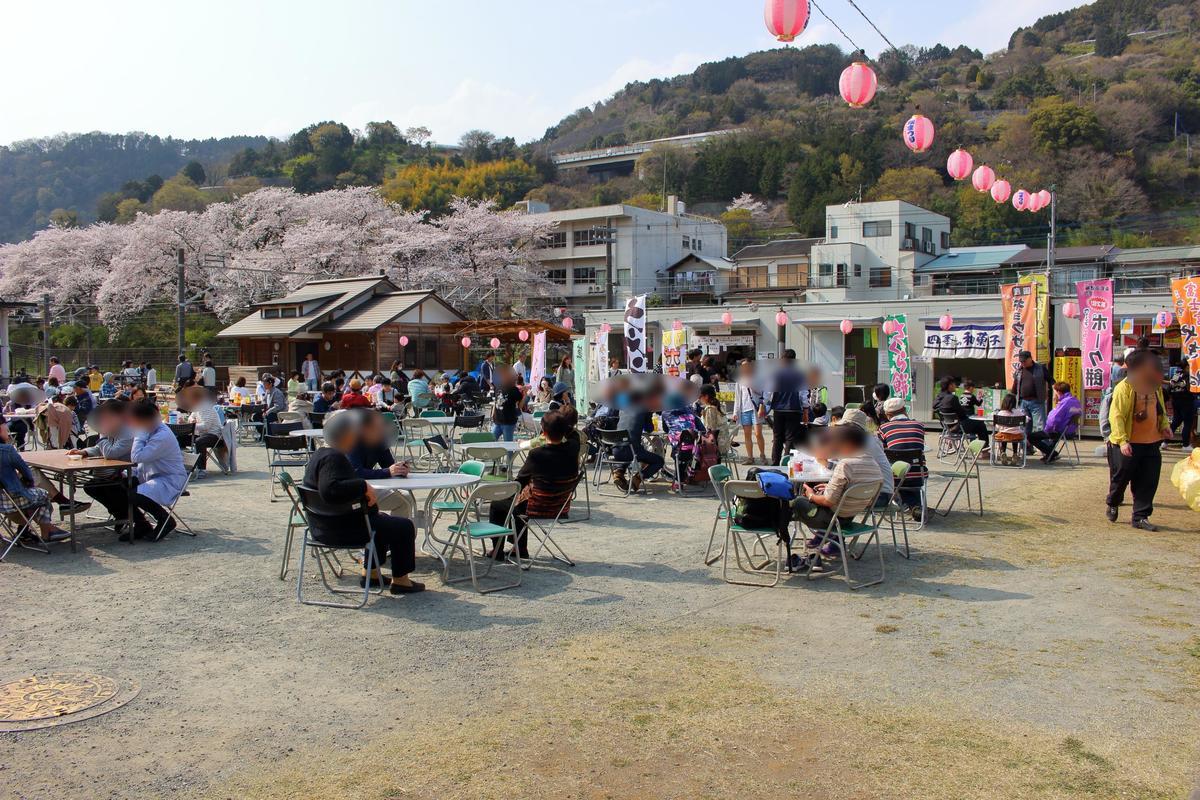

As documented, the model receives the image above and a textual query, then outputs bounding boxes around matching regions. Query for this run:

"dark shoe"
[56,499,91,514]
[118,528,146,543]
[612,472,629,493]
[43,528,72,542]
[1105,505,1118,523]
[389,580,426,594]
[152,518,177,542]
[1131,519,1158,532]
[1047,452,1061,464]
[359,573,386,589]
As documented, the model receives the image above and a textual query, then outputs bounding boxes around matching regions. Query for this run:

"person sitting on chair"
[789,423,882,565]
[87,400,187,541]
[340,378,373,410]
[347,409,412,516]
[933,376,989,444]
[486,410,579,561]
[993,393,1026,465]
[66,400,133,511]
[312,382,339,414]
[180,385,223,479]
[878,397,927,516]
[0,416,71,544]
[1029,382,1082,463]
[302,410,424,594]
[261,375,288,426]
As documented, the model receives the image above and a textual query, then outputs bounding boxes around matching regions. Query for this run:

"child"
[993,392,1024,465]
[828,406,846,426]
[698,384,727,454]
[810,402,830,426]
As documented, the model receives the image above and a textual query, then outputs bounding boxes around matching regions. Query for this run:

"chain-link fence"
[8,342,237,378]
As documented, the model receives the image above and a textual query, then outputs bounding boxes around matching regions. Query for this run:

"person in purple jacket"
[1028,382,1082,463]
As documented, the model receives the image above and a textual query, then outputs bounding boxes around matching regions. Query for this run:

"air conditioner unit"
[922,241,935,254]
[902,238,916,250]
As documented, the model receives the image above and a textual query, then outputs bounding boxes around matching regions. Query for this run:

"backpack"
[691,431,720,484]
[755,469,794,500]
[735,467,793,544]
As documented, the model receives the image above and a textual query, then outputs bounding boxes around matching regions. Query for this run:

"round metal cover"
[0,672,137,731]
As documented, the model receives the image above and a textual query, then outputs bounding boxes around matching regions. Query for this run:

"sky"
[0,0,1087,148]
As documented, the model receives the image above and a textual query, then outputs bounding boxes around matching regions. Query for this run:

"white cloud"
[940,0,1086,54]
[404,79,561,145]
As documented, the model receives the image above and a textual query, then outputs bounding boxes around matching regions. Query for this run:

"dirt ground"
[2,437,1198,799]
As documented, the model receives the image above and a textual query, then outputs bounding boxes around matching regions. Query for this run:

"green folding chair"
[419,409,444,418]
[721,480,787,587]
[800,480,885,590]
[703,464,733,565]
[932,439,986,517]
[444,481,523,593]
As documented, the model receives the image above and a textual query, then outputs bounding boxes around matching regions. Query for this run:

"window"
[279,307,298,318]
[694,238,703,252]
[546,268,568,285]
[869,266,892,288]
[617,268,632,286]
[682,235,692,250]
[941,231,951,250]
[261,305,299,319]
[544,231,567,249]
[829,225,838,239]
[853,264,862,278]
[740,265,768,288]
[573,229,607,247]
[262,308,280,319]
[777,262,805,288]
[573,266,597,285]
[862,220,892,237]
[836,263,847,286]
[423,339,438,369]
[921,227,932,243]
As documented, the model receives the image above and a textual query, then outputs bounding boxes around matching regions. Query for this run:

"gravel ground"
[1,436,1198,799]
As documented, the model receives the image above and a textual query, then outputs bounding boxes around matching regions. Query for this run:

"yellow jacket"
[1107,379,1170,445]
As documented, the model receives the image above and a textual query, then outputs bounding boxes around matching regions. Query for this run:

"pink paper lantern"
[489,337,501,349]
[721,311,733,325]
[672,319,683,331]
[1037,189,1052,209]
[1026,192,1042,212]
[939,313,954,331]
[839,61,877,108]
[946,148,973,181]
[902,114,935,153]
[972,165,996,193]
[763,0,810,42]
[518,329,529,342]
[1156,310,1174,328]
[775,311,789,327]
[1012,189,1029,211]
[562,317,574,330]
[990,179,1011,204]
[460,336,472,348]
[881,319,895,336]
[398,335,409,347]
[839,319,853,335]
[599,322,612,335]
[1063,302,1079,319]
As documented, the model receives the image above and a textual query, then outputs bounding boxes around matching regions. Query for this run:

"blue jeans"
[492,423,516,442]
[1020,399,1046,433]
[306,378,318,391]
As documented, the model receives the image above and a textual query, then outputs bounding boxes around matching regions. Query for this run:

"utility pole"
[176,248,186,359]
[41,294,50,372]
[594,221,617,309]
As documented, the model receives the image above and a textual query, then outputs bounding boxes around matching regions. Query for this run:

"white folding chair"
[152,452,199,540]
[932,439,986,517]
[0,487,51,561]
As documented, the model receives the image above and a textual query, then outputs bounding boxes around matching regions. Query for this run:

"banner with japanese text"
[1001,282,1037,390]
[572,336,588,409]
[884,314,912,403]
[623,294,648,373]
[1076,279,1114,391]
[1018,272,1051,363]
[922,324,1004,359]
[1171,277,1200,393]
[529,331,547,390]
[594,330,610,382]
[661,327,686,377]
[1053,355,1082,406]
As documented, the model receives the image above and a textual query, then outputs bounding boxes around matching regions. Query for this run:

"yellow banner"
[1052,355,1081,405]
[1018,273,1050,363]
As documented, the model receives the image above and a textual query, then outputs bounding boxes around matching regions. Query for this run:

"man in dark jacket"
[933,376,989,442]
[766,349,807,466]
[1012,350,1052,432]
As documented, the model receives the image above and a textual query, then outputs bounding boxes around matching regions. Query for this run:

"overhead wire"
[809,0,865,54]
[843,0,901,53]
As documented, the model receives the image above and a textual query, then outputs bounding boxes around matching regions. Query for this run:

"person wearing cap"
[836,408,893,508]
[99,372,118,399]
[1013,350,1052,433]
[879,397,927,515]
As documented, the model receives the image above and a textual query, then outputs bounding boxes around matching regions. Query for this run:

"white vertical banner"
[595,330,610,381]
[623,294,648,372]
[529,330,547,389]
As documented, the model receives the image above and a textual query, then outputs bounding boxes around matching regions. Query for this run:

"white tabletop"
[367,473,481,491]
[412,416,455,426]
[759,465,833,482]
[288,429,325,438]
[461,440,525,453]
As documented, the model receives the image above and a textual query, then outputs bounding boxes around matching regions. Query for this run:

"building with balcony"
[518,197,728,312]
[723,238,819,303]
[656,253,736,305]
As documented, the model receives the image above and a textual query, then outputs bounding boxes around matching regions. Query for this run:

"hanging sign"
[1053,355,1082,405]
[883,314,912,403]
[661,327,686,377]
[922,324,1004,359]
[623,294,648,373]
[1018,273,1051,363]
[1120,318,1135,336]
[572,336,589,409]
[1001,282,1037,391]
[529,331,547,390]
[689,334,755,348]
[1076,279,1114,392]
[1170,277,1200,393]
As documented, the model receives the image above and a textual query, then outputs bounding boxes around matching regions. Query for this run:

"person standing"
[199,359,217,395]
[1106,349,1171,531]
[766,349,807,466]
[174,354,195,389]
[511,356,527,386]
[144,362,157,390]
[554,355,574,389]
[302,353,321,391]
[491,367,522,442]
[47,356,67,385]
[1012,350,1052,432]
[1169,365,1196,449]
[477,353,497,394]
[732,359,765,465]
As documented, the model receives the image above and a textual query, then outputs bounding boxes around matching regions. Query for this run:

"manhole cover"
[0,672,138,731]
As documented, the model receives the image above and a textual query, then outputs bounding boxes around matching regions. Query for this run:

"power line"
[843,0,901,53]
[809,0,865,54]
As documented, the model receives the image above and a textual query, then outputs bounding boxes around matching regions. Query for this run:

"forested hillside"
[3,0,1197,249]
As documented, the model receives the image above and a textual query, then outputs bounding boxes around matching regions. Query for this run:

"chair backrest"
[458,460,486,477]
[461,431,496,444]
[296,483,369,519]
[725,479,765,500]
[269,421,303,437]
[181,451,200,474]
[708,463,733,507]
[405,418,432,434]
[829,480,883,522]
[454,414,484,428]
[463,445,507,463]
[575,432,590,471]
[169,422,196,436]
[891,461,911,480]
[419,410,443,418]
[466,480,520,504]
[265,434,309,452]
[596,428,630,447]
[992,413,1027,429]
[411,391,434,409]
[938,412,961,430]
[277,411,306,424]
[307,412,326,428]
[845,402,862,410]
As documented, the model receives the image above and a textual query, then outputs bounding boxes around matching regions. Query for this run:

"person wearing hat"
[879,397,928,516]
[836,407,894,507]
[99,372,118,399]
[550,380,574,409]
[789,424,883,564]
[1013,350,1053,433]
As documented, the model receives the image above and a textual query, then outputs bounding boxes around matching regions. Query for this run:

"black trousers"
[313,512,416,576]
[1028,430,1057,457]
[488,496,529,557]
[84,477,169,536]
[961,417,989,442]
[193,433,220,470]
[771,410,804,466]
[1106,442,1162,523]
[1171,395,1196,447]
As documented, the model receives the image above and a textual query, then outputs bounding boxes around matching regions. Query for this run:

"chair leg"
[703,512,724,566]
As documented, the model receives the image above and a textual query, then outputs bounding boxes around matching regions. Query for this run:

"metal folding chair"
[720,480,787,587]
[0,487,51,562]
[562,431,591,522]
[168,422,196,452]
[1046,411,1082,466]
[703,464,733,565]
[592,429,633,496]
[461,444,512,480]
[874,462,912,559]
[801,480,885,590]
[932,439,986,517]
[151,452,199,540]
[989,413,1028,467]
[936,412,964,462]
[277,471,344,581]
[443,481,523,593]
[295,484,383,609]
[265,434,310,501]
[885,447,928,531]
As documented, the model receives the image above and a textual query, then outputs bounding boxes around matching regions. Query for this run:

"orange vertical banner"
[1001,281,1037,391]
[1171,277,1200,393]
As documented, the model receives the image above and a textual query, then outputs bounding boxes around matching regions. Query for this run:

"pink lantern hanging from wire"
[562,317,574,330]
[599,322,612,335]
[518,329,529,342]
[990,179,1011,204]
[460,336,472,348]
[839,319,854,335]
[902,114,935,153]
[775,310,789,327]
[946,148,973,180]
[489,337,501,349]
[1062,302,1079,319]
[1037,189,1052,210]
[881,319,897,336]
[1156,310,1174,329]
[839,61,877,107]
[1012,189,1030,211]
[721,311,733,325]
[972,165,996,193]
[939,313,954,331]
[1026,191,1042,212]
[763,0,810,42]
[399,335,409,347]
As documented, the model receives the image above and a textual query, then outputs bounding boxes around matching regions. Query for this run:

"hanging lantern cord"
[810,0,864,53]
[843,0,900,53]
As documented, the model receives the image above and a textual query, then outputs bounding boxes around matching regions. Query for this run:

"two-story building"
[518,197,727,313]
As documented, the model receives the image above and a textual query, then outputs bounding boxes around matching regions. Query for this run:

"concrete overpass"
[552,129,745,173]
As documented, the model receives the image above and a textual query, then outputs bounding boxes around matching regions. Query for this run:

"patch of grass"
[1061,736,1112,768]
[876,624,900,634]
